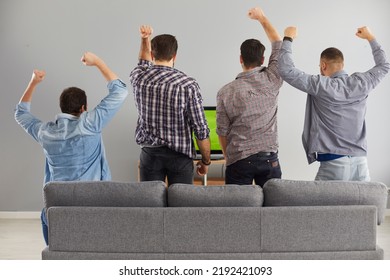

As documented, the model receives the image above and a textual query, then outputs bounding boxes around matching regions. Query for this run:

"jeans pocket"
[267,158,282,179]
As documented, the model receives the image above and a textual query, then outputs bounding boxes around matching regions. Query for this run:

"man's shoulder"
[218,78,241,95]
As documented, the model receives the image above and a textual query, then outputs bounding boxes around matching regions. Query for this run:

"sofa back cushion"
[44,181,167,208]
[168,184,263,207]
[263,179,388,224]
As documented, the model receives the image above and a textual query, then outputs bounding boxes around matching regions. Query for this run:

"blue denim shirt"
[15,79,128,183]
[279,40,390,164]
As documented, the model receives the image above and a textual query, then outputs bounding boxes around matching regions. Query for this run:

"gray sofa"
[41,179,389,260]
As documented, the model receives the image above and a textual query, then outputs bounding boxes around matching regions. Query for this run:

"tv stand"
[194,159,226,186]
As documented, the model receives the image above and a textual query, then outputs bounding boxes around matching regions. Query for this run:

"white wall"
[1,0,389,211]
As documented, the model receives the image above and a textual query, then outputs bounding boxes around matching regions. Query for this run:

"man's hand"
[248,7,281,43]
[284,26,298,40]
[81,52,118,81]
[196,161,209,176]
[248,7,266,21]
[140,25,153,39]
[19,69,45,103]
[81,52,102,67]
[30,69,45,85]
[356,26,375,41]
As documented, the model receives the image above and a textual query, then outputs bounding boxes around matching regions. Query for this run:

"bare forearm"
[20,82,37,103]
[196,138,211,163]
[95,60,118,82]
[139,37,152,61]
[258,16,282,43]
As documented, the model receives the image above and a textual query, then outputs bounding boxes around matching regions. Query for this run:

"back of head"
[151,34,178,61]
[240,39,265,69]
[59,87,87,115]
[321,47,344,64]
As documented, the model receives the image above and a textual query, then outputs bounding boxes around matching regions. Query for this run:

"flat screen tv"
[193,106,224,160]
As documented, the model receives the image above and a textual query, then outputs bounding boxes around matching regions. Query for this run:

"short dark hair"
[59,87,87,115]
[151,34,178,61]
[321,47,344,63]
[240,39,265,68]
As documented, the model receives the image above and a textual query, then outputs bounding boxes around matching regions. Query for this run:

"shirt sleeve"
[187,82,210,140]
[355,40,390,90]
[216,89,229,137]
[129,59,153,86]
[82,79,129,133]
[278,40,325,95]
[14,102,43,142]
[266,41,284,92]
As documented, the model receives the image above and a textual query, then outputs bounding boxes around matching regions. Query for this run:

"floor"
[0,216,389,260]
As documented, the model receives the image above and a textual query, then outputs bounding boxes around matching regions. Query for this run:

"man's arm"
[355,26,390,84]
[278,26,323,94]
[195,138,211,176]
[19,70,45,103]
[139,25,153,62]
[218,135,227,158]
[15,70,46,142]
[81,52,128,132]
[81,52,118,81]
[248,7,281,43]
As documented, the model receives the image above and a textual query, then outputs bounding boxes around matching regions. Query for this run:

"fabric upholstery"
[164,207,261,253]
[48,207,164,253]
[168,184,263,207]
[44,180,167,208]
[260,205,377,252]
[42,179,386,260]
[263,179,388,224]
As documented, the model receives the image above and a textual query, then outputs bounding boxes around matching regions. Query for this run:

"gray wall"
[1,0,389,211]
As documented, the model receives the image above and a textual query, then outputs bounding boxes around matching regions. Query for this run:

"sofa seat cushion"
[263,179,388,224]
[44,181,167,208]
[168,184,263,207]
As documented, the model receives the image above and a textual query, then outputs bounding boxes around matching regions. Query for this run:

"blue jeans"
[140,146,194,186]
[225,152,282,186]
[41,208,48,245]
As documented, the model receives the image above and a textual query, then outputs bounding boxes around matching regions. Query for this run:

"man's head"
[320,47,344,76]
[60,87,87,116]
[151,34,178,63]
[240,39,265,70]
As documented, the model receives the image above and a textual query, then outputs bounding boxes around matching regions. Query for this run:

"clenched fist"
[140,25,153,39]
[81,52,102,66]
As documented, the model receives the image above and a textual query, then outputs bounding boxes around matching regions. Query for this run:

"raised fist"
[81,52,101,66]
[356,26,375,41]
[140,25,153,39]
[248,7,265,21]
[31,69,45,84]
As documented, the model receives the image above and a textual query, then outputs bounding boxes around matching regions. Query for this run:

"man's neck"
[154,60,174,67]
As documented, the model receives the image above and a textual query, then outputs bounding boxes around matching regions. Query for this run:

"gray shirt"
[278,40,390,164]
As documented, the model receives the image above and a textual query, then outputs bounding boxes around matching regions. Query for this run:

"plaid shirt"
[216,41,283,166]
[130,60,209,158]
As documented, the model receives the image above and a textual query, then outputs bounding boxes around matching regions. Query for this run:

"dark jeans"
[225,152,282,187]
[140,146,194,186]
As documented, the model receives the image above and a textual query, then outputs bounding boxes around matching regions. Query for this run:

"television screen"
[193,106,223,158]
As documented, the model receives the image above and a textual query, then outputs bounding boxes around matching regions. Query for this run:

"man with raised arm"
[130,26,211,186]
[216,7,283,186]
[15,52,129,244]
[278,26,390,181]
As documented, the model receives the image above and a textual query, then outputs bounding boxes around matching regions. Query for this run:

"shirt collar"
[236,66,266,79]
[55,113,79,121]
[330,70,348,78]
